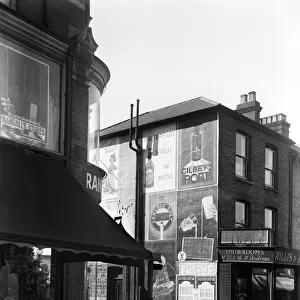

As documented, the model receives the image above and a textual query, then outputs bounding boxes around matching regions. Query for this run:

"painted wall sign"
[146,192,177,241]
[142,124,177,193]
[182,237,214,260]
[178,120,217,189]
[178,262,217,276]
[219,248,274,263]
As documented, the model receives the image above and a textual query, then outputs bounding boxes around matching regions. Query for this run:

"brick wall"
[292,155,300,250]
[219,109,292,248]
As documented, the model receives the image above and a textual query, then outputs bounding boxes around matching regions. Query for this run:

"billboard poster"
[142,123,176,193]
[178,120,217,189]
[176,275,195,300]
[195,276,216,300]
[99,144,119,200]
[145,241,176,300]
[0,43,49,145]
[177,187,218,260]
[146,192,177,241]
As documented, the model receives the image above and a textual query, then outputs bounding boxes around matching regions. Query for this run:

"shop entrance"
[233,265,295,300]
[107,266,123,300]
[234,265,269,300]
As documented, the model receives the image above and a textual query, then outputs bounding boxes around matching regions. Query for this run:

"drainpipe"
[288,151,293,248]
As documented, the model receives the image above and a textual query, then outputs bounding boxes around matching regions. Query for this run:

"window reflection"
[0,37,62,152]
[0,244,53,300]
[87,83,100,166]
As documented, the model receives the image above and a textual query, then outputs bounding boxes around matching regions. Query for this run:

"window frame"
[235,200,250,228]
[235,131,250,179]
[264,146,277,189]
[264,207,276,230]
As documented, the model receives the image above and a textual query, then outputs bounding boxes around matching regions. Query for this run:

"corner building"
[0,1,159,300]
[100,92,300,300]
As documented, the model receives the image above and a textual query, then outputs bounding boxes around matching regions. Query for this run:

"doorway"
[107,266,123,300]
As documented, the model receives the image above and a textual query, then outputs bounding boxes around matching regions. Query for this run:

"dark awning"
[0,141,159,266]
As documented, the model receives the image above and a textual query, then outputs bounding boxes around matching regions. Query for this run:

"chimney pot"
[248,91,256,102]
[240,94,248,103]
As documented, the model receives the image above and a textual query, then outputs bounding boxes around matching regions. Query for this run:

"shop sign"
[274,249,300,265]
[219,248,274,263]
[86,172,101,193]
[220,229,271,246]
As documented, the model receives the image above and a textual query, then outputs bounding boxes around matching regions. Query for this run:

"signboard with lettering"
[219,248,274,263]
[274,248,300,265]
[182,238,214,260]
[220,229,272,246]
[178,261,217,276]
[219,264,231,300]
[178,119,217,189]
[142,123,177,193]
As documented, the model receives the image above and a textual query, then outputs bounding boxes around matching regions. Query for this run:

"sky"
[90,0,300,142]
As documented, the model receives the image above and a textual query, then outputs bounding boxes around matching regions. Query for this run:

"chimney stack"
[236,91,262,123]
[260,113,290,138]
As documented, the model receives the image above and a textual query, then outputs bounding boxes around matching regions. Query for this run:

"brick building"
[0,1,158,300]
[99,92,300,300]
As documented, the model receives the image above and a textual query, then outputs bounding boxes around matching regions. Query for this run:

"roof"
[101,96,219,137]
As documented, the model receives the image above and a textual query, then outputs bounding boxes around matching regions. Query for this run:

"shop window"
[0,37,63,153]
[236,132,249,179]
[0,244,54,300]
[265,147,276,188]
[275,268,294,300]
[235,200,249,228]
[0,0,16,9]
[87,83,100,166]
[265,207,276,230]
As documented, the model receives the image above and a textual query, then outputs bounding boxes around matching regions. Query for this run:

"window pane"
[87,83,101,166]
[236,156,246,177]
[265,208,274,229]
[0,244,54,300]
[265,148,274,170]
[265,170,274,187]
[0,37,61,152]
[236,133,247,157]
[235,201,245,225]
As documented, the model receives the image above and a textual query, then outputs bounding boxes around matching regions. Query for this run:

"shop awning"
[0,141,159,266]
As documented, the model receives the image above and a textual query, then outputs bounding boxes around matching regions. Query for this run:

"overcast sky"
[90,0,300,142]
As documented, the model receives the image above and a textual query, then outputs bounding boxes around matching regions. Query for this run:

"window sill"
[264,186,279,193]
[235,176,253,185]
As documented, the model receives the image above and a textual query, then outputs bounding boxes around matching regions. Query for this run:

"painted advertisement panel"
[178,120,217,189]
[142,123,177,193]
[146,192,177,241]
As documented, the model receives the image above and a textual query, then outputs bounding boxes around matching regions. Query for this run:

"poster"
[195,276,216,300]
[177,187,218,260]
[143,124,177,193]
[176,275,195,300]
[99,144,119,200]
[0,43,49,145]
[145,241,176,300]
[178,120,217,189]
[146,192,177,241]
[178,262,217,277]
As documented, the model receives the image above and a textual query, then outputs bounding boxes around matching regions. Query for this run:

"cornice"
[90,56,110,95]
[0,8,69,62]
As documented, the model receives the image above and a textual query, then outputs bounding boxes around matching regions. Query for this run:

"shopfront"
[0,140,160,300]
[218,229,299,300]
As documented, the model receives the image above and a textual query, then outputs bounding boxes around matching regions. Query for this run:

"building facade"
[99,92,300,300]
[0,2,159,300]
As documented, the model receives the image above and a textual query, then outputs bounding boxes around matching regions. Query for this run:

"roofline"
[100,102,295,146]
[100,104,221,140]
